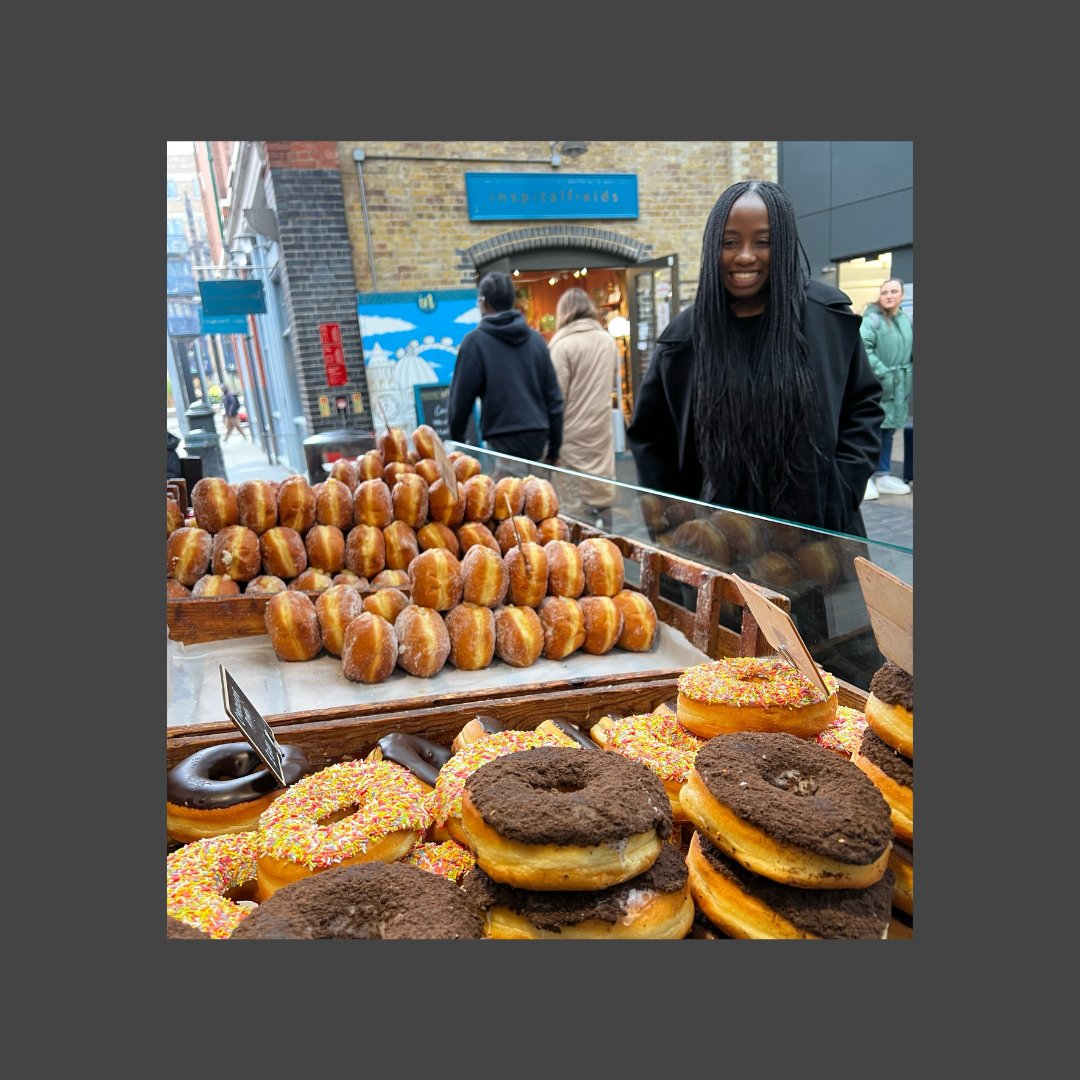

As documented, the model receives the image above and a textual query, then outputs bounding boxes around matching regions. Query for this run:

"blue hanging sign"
[465,173,638,221]
[199,279,266,315]
[200,312,251,335]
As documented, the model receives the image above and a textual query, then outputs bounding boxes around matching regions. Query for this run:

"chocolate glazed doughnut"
[368,732,452,789]
[460,745,673,891]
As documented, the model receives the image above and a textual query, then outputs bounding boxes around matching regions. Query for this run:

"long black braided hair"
[692,180,824,509]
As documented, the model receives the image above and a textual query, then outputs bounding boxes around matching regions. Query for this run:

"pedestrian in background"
[628,179,883,537]
[860,278,913,499]
[448,271,564,465]
[222,385,248,442]
[547,287,620,527]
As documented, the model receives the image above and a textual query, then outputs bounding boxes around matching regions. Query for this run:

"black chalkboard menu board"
[219,665,287,787]
[414,383,480,446]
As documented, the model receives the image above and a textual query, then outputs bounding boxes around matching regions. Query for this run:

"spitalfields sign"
[465,173,638,221]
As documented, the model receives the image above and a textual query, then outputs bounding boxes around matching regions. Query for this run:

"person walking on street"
[860,278,912,499]
[222,386,248,441]
[448,271,564,465]
[547,287,620,527]
[627,179,883,538]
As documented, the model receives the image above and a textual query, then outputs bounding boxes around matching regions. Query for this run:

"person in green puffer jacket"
[860,278,913,498]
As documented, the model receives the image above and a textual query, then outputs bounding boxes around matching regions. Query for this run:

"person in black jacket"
[627,180,883,538]
[448,271,564,465]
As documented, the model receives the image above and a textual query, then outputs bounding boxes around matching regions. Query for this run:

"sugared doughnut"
[211,524,261,582]
[245,575,288,596]
[191,476,239,534]
[254,760,433,898]
[345,522,386,579]
[461,745,672,891]
[816,706,869,758]
[288,567,334,594]
[453,454,482,483]
[166,740,314,843]
[304,523,346,574]
[315,476,354,530]
[461,544,509,608]
[865,661,913,758]
[680,731,894,889]
[167,496,184,536]
[333,570,367,590]
[463,842,693,939]
[537,595,586,660]
[505,540,548,607]
[167,526,213,586]
[577,595,624,655]
[523,477,559,521]
[367,731,452,790]
[463,473,496,522]
[850,727,913,843]
[192,574,242,597]
[495,515,540,555]
[414,458,443,486]
[383,520,419,571]
[328,456,360,491]
[411,423,442,461]
[384,461,417,488]
[611,589,658,652]
[167,578,192,599]
[402,840,477,883]
[491,476,524,519]
[670,518,730,565]
[748,550,799,587]
[408,548,463,611]
[341,611,398,684]
[589,712,706,823]
[429,728,580,846]
[427,477,465,528]
[676,656,839,739]
[889,839,913,916]
[792,539,844,585]
[392,472,429,529]
[713,511,766,560]
[395,604,451,677]
[537,516,571,544]
[378,426,411,463]
[237,479,278,535]
[686,831,895,940]
[166,832,260,939]
[259,525,308,581]
[353,477,393,528]
[357,450,384,481]
[416,521,461,558]
[445,602,496,671]
[276,475,316,535]
[230,861,485,939]
[456,521,501,556]
[315,583,366,656]
[370,568,410,591]
[263,590,323,661]
[578,536,624,596]
[493,604,544,668]
[543,540,584,598]
[363,586,410,625]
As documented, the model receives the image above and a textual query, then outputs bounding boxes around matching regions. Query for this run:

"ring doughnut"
[367,732,452,789]
[865,661,913,758]
[676,656,839,739]
[686,830,895,939]
[255,759,433,898]
[451,713,506,753]
[167,740,314,843]
[166,832,261,939]
[680,731,894,889]
[460,746,673,891]
[850,727,913,843]
[463,842,693,939]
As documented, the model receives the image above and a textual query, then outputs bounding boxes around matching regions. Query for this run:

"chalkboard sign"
[414,383,481,447]
[219,665,288,787]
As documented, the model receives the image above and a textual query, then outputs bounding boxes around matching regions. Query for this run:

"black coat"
[627,280,883,537]
[448,310,564,456]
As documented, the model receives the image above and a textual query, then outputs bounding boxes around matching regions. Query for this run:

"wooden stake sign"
[219,665,287,787]
[731,574,830,699]
[853,557,913,676]
[507,495,528,571]
[430,433,459,502]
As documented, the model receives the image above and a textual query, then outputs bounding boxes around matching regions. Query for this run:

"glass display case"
[448,443,913,692]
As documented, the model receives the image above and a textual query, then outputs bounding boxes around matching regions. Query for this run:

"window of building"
[167,179,177,198]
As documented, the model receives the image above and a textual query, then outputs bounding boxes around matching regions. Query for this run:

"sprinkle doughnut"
[815,705,868,758]
[676,656,839,739]
[680,731,893,889]
[166,740,314,843]
[166,831,261,939]
[686,831,895,940]
[850,727,913,843]
[255,759,432,898]
[402,839,477,883]
[230,861,485,939]
[462,841,693,940]
[460,745,673,891]
[589,712,706,823]
[865,661,913,758]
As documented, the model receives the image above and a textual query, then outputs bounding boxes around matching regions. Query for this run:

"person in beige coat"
[547,288,621,527]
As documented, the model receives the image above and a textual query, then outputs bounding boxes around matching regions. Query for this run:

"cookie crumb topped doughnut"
[167,832,261,939]
[461,745,673,891]
[865,660,913,758]
[851,727,913,843]
[676,656,838,739]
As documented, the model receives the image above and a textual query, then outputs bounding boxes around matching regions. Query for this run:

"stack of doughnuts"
[851,660,914,921]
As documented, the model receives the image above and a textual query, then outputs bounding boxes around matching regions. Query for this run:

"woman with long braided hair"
[627,179,883,536]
